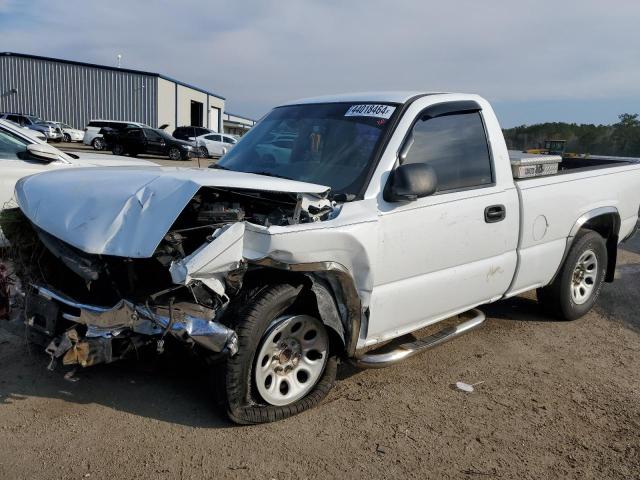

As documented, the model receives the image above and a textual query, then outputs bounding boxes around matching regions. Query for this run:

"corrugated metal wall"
[0,55,157,129]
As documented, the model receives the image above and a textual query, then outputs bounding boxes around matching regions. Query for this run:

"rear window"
[88,121,106,128]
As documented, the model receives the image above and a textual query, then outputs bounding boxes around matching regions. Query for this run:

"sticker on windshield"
[344,104,395,119]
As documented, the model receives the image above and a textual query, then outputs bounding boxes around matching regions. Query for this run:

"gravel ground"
[0,234,639,479]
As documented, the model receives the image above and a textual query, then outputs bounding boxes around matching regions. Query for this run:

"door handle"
[484,204,506,223]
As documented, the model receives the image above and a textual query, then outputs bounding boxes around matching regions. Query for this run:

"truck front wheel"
[537,230,607,320]
[217,284,337,424]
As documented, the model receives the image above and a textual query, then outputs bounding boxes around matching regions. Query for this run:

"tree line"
[502,114,640,157]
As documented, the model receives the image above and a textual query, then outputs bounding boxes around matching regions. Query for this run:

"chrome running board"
[355,309,486,368]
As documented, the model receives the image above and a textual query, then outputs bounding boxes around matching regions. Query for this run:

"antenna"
[116,54,122,68]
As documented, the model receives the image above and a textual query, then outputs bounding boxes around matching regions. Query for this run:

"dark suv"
[109,127,196,160]
[173,126,213,141]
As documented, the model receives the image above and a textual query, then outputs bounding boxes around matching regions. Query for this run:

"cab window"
[402,112,493,192]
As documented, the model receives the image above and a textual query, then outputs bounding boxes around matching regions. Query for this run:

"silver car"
[0,113,63,142]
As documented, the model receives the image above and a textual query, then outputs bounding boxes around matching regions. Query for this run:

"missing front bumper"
[26,284,238,366]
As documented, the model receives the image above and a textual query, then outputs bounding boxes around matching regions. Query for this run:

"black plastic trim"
[484,204,506,223]
[420,100,482,120]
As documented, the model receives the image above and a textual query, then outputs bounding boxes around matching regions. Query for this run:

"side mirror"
[26,143,62,163]
[384,163,438,202]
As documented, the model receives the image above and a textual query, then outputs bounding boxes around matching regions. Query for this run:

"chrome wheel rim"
[93,138,104,150]
[255,315,328,406]
[200,146,208,157]
[571,249,598,304]
[169,148,180,160]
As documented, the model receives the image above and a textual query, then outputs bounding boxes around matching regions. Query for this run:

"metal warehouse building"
[0,52,255,134]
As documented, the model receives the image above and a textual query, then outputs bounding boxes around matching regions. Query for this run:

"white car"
[9,92,640,424]
[191,132,237,158]
[52,122,84,142]
[4,119,47,142]
[82,119,149,150]
[0,119,156,245]
[255,137,294,164]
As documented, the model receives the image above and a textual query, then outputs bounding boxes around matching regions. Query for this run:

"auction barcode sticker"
[344,104,396,119]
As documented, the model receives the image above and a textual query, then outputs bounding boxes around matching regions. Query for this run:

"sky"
[1,0,639,127]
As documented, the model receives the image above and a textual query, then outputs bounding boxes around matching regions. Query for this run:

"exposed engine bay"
[1,186,336,369]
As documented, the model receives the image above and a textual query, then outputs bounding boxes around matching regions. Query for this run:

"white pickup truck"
[6,92,640,424]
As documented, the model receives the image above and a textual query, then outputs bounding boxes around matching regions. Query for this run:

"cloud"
[1,0,639,123]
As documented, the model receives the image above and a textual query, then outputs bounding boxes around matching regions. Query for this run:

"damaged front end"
[31,284,238,368]
[6,173,335,369]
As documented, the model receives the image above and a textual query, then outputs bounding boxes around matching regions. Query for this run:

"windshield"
[215,102,397,195]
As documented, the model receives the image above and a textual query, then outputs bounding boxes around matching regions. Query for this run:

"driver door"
[367,104,519,342]
[144,129,166,155]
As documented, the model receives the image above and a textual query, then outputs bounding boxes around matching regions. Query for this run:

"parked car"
[0,118,156,246]
[190,132,238,158]
[255,137,294,164]
[8,92,640,424]
[83,119,149,150]
[172,126,213,141]
[4,119,47,142]
[36,121,64,142]
[52,122,84,142]
[0,113,62,142]
[108,127,196,160]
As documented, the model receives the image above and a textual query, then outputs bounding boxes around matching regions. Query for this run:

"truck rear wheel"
[216,283,337,424]
[537,230,607,320]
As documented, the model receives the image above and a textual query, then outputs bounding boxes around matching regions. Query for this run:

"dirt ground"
[1,236,639,479]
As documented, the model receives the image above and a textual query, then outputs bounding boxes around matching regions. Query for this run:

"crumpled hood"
[15,166,329,258]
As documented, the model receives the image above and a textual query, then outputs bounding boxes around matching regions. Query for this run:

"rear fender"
[551,207,620,283]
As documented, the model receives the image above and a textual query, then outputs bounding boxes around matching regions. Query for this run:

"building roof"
[1,51,225,100]
[224,111,256,123]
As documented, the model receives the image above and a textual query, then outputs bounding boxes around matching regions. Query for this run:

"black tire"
[199,146,209,158]
[168,147,182,161]
[537,230,607,320]
[63,133,71,143]
[92,137,105,151]
[112,144,125,156]
[216,284,337,424]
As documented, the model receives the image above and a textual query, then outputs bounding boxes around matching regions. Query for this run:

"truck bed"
[558,157,637,173]
[507,155,640,297]
[514,156,638,180]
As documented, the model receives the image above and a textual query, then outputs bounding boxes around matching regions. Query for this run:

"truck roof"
[282,91,449,106]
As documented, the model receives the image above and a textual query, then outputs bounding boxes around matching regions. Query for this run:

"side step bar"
[355,309,486,368]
